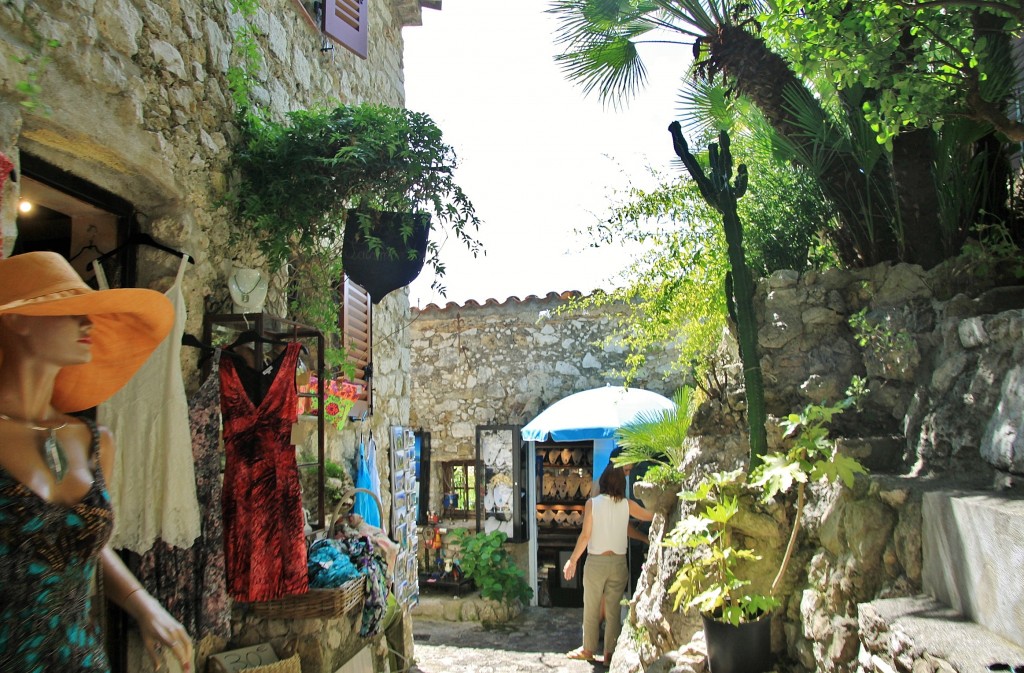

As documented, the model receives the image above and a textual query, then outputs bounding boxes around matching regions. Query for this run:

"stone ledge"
[411,592,522,624]
[858,596,1024,673]
[922,490,1024,644]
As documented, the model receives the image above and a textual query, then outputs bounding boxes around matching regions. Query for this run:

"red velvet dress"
[220,342,308,602]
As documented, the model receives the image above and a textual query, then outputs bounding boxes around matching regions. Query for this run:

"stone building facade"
[409,292,687,573]
[0,1,427,671]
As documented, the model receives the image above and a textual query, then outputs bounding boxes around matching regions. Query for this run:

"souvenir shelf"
[203,312,326,532]
[475,425,528,543]
[535,441,592,547]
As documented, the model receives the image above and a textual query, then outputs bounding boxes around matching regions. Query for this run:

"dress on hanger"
[0,419,113,672]
[220,342,308,602]
[126,354,230,644]
[96,256,201,552]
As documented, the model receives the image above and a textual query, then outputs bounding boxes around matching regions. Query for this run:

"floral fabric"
[0,419,113,673]
[126,357,230,642]
[220,343,308,602]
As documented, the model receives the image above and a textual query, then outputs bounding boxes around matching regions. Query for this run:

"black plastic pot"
[702,611,772,673]
[342,210,430,304]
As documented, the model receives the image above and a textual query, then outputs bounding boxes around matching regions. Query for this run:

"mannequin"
[228,267,268,313]
[0,252,193,672]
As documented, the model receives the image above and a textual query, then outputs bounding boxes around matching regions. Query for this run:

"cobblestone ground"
[409,607,607,673]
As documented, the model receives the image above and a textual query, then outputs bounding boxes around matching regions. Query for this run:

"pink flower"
[325,402,340,416]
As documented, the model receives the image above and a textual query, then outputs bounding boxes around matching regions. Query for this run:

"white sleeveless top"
[587,494,629,555]
[96,257,202,552]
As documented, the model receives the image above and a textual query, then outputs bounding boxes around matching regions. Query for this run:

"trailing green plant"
[225,0,263,125]
[6,1,60,113]
[749,379,868,596]
[286,238,352,373]
[961,221,1024,281]
[614,386,697,485]
[669,126,768,468]
[447,529,533,606]
[848,308,914,355]
[231,103,481,274]
[663,379,868,625]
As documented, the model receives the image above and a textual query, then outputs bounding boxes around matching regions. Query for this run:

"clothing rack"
[203,312,327,531]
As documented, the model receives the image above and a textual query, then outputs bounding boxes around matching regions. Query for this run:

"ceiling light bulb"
[18,199,32,213]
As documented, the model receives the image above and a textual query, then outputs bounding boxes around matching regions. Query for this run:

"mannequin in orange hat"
[0,252,193,672]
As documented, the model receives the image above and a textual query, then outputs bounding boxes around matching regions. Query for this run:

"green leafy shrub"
[447,529,532,606]
[663,380,868,625]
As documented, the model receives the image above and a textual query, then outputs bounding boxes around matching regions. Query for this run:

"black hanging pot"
[702,611,773,673]
[342,210,430,304]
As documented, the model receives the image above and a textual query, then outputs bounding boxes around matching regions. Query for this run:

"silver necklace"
[231,272,265,304]
[0,412,70,482]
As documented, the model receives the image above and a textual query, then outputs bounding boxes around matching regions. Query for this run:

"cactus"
[668,123,767,468]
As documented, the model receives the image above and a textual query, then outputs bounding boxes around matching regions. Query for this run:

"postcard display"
[475,425,528,543]
[389,426,420,607]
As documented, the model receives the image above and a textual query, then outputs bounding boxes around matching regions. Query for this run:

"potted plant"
[446,528,533,609]
[229,103,482,349]
[659,380,868,673]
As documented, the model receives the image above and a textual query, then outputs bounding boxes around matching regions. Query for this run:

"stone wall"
[627,259,1024,673]
[0,2,424,671]
[410,292,686,510]
[409,292,687,576]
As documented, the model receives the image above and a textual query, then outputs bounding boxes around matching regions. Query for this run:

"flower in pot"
[661,379,868,673]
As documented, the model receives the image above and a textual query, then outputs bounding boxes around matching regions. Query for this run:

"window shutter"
[340,275,372,416]
[322,0,368,59]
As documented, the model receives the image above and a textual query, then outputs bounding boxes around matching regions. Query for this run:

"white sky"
[401,0,689,307]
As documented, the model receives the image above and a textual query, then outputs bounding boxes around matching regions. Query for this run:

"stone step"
[858,596,1024,673]
[922,490,1024,647]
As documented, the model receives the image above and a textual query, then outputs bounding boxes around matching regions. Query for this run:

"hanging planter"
[342,210,430,304]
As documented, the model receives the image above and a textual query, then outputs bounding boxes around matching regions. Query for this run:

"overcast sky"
[402,0,689,307]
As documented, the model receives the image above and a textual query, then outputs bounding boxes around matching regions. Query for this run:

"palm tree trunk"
[707,25,902,266]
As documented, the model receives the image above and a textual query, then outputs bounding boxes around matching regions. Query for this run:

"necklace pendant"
[43,430,68,483]
[242,292,250,303]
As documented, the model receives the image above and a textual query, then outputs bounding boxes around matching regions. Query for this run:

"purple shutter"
[323,0,368,59]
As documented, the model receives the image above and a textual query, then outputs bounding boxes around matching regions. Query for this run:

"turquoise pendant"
[43,429,68,483]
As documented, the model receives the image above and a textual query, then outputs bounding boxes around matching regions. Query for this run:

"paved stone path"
[409,607,607,673]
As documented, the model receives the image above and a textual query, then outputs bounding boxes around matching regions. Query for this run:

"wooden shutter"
[340,275,372,416]
[322,0,368,59]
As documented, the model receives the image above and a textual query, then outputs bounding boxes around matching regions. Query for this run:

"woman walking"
[563,463,653,665]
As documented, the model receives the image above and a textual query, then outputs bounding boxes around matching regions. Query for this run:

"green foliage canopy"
[761,0,1024,147]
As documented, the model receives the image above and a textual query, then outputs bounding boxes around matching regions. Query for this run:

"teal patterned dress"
[0,419,114,672]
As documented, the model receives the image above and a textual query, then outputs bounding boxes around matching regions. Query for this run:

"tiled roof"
[412,290,587,314]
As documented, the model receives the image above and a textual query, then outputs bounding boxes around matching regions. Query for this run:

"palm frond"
[675,80,734,137]
[555,36,651,103]
[549,0,735,104]
[614,386,697,468]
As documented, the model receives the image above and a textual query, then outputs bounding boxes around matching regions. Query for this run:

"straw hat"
[0,251,174,412]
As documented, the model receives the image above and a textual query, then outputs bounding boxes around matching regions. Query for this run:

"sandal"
[566,648,596,661]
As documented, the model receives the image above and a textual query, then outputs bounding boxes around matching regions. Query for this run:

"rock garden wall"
[627,259,1024,673]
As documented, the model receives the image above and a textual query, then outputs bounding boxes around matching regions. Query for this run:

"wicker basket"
[245,488,382,620]
[246,576,365,620]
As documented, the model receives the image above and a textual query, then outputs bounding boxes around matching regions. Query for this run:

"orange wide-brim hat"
[0,251,174,412]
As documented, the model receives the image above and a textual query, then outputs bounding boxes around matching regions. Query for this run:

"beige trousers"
[582,554,629,655]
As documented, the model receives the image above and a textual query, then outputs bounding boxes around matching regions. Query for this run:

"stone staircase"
[857,490,1024,673]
